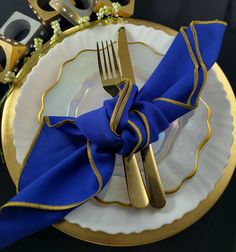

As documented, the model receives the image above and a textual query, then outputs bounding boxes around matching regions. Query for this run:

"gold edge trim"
[1,201,81,211]
[44,116,76,128]
[165,97,212,194]
[190,24,208,106]
[180,27,199,105]
[154,97,194,109]
[190,20,227,26]
[184,20,227,106]
[37,48,96,123]
[1,85,22,184]
[94,196,132,208]
[1,139,104,211]
[129,41,165,56]
[109,80,130,134]
[87,140,103,192]
[127,120,142,157]
[17,120,45,192]
[132,110,150,149]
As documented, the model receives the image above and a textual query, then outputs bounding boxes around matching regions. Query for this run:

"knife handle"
[123,155,149,208]
[141,144,166,208]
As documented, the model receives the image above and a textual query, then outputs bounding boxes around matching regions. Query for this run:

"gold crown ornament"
[28,0,76,26]
[0,36,26,84]
[93,0,135,17]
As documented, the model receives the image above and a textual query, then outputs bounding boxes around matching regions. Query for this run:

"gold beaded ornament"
[28,0,76,26]
[94,0,135,17]
[50,0,95,25]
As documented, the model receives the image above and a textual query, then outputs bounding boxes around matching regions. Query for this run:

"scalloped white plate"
[13,23,233,234]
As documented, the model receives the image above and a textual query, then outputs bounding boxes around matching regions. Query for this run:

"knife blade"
[117,27,135,83]
[117,26,166,208]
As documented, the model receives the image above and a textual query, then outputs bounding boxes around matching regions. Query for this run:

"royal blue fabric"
[0,21,226,248]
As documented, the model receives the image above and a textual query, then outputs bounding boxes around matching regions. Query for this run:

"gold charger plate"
[1,18,236,246]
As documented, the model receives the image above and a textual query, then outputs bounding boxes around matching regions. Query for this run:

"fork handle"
[123,155,149,208]
[141,144,166,208]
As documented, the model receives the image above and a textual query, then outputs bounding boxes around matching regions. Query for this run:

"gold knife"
[117,27,166,208]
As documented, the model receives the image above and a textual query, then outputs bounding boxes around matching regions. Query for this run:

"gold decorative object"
[4,71,16,83]
[50,0,95,25]
[28,0,75,26]
[94,0,135,17]
[0,11,47,52]
[0,37,26,84]
[50,20,62,45]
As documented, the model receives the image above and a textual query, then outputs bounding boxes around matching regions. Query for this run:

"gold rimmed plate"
[2,18,236,246]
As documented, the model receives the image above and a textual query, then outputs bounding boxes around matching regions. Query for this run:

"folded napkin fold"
[0,20,226,248]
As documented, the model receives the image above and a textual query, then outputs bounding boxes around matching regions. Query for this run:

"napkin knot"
[48,79,163,157]
[46,79,171,157]
[101,79,170,156]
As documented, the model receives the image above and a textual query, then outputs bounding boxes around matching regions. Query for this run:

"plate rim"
[1,18,236,246]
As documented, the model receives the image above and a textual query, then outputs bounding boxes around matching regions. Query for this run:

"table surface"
[0,0,236,252]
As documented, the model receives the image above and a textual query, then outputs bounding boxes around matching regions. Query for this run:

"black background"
[0,0,236,251]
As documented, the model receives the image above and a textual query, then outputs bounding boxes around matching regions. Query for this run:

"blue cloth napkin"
[0,21,226,248]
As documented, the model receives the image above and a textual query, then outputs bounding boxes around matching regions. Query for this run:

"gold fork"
[97,40,149,208]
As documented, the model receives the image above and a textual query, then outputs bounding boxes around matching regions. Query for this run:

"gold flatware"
[117,27,166,208]
[96,40,149,208]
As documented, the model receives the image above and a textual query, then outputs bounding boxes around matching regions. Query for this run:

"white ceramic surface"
[13,23,233,234]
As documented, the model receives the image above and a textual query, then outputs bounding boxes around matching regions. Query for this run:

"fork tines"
[96,40,121,87]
